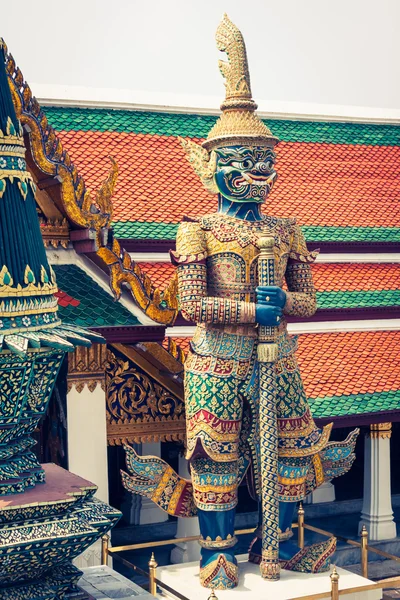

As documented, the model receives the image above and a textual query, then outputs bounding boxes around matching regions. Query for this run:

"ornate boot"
[249,501,336,573]
[280,537,336,573]
[198,508,239,589]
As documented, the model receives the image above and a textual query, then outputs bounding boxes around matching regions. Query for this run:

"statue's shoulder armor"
[173,217,206,261]
[276,216,297,231]
[198,213,222,230]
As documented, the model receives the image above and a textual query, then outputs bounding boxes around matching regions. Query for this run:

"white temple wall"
[67,383,109,502]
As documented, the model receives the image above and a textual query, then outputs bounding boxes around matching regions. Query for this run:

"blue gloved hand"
[256,304,283,326]
[256,286,287,309]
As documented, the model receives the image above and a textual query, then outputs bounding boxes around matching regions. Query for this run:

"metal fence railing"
[101,504,400,599]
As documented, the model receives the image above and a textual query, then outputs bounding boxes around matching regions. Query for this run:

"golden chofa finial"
[203,15,278,152]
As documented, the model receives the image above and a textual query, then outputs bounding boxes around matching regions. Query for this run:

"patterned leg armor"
[191,457,239,590]
[249,501,336,573]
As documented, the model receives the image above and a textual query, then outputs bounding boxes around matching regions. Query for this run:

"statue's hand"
[256,304,283,326]
[256,286,287,309]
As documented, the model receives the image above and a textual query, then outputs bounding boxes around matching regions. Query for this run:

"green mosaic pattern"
[113,221,179,240]
[317,290,400,310]
[112,221,400,244]
[302,226,400,243]
[43,106,400,146]
[54,264,139,327]
[310,389,400,418]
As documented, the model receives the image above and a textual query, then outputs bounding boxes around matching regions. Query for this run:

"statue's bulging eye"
[230,161,243,169]
[230,159,253,169]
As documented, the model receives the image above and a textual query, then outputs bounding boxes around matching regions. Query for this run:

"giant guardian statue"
[122,15,358,590]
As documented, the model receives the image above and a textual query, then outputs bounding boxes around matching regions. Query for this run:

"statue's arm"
[283,224,318,318]
[170,221,255,324]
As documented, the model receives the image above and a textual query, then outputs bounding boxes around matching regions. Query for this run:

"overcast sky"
[2,0,399,112]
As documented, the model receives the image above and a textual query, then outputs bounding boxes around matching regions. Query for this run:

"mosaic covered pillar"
[359,423,396,541]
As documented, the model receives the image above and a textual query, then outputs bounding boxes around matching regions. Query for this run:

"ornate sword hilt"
[257,236,279,363]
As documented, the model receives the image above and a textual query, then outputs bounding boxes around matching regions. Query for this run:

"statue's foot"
[280,537,336,573]
[248,536,336,573]
[200,551,239,589]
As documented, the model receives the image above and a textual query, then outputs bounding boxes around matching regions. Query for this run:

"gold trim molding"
[106,346,185,445]
[67,344,107,393]
[370,422,392,439]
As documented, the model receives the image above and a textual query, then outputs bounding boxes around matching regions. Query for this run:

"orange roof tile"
[138,262,400,294]
[137,263,176,290]
[56,130,400,229]
[297,330,400,399]
[311,263,400,291]
[162,337,191,354]
[166,331,400,400]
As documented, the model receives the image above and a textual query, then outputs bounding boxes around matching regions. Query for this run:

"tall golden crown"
[203,14,279,151]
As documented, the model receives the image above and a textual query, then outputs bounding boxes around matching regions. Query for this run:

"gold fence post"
[101,534,109,566]
[330,566,339,600]
[298,502,305,549]
[361,525,368,578]
[148,552,158,596]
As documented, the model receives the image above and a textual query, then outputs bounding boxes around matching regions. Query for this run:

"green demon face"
[214,146,277,203]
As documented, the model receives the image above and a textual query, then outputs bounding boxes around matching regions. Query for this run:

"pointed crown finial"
[203,15,278,151]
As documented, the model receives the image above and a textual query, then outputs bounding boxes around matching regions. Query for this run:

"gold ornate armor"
[172,213,330,506]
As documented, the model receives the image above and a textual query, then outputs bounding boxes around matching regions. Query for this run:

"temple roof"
[53,265,139,328]
[163,330,400,425]
[44,106,400,247]
[4,41,399,424]
[140,262,400,315]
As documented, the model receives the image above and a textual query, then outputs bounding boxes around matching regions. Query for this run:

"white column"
[67,383,109,569]
[305,481,336,504]
[170,455,201,564]
[139,442,168,525]
[359,423,396,541]
[67,383,109,502]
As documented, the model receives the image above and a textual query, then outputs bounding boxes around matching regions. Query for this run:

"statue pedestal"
[77,565,152,598]
[158,556,382,600]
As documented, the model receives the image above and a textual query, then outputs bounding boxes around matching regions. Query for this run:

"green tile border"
[302,226,400,243]
[316,290,400,309]
[112,221,400,243]
[54,264,139,327]
[309,389,400,418]
[43,106,400,146]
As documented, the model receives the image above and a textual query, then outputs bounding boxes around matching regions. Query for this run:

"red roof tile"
[166,331,400,399]
[54,289,81,308]
[297,331,400,398]
[138,262,400,293]
[137,262,176,290]
[312,263,400,291]
[57,130,400,229]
